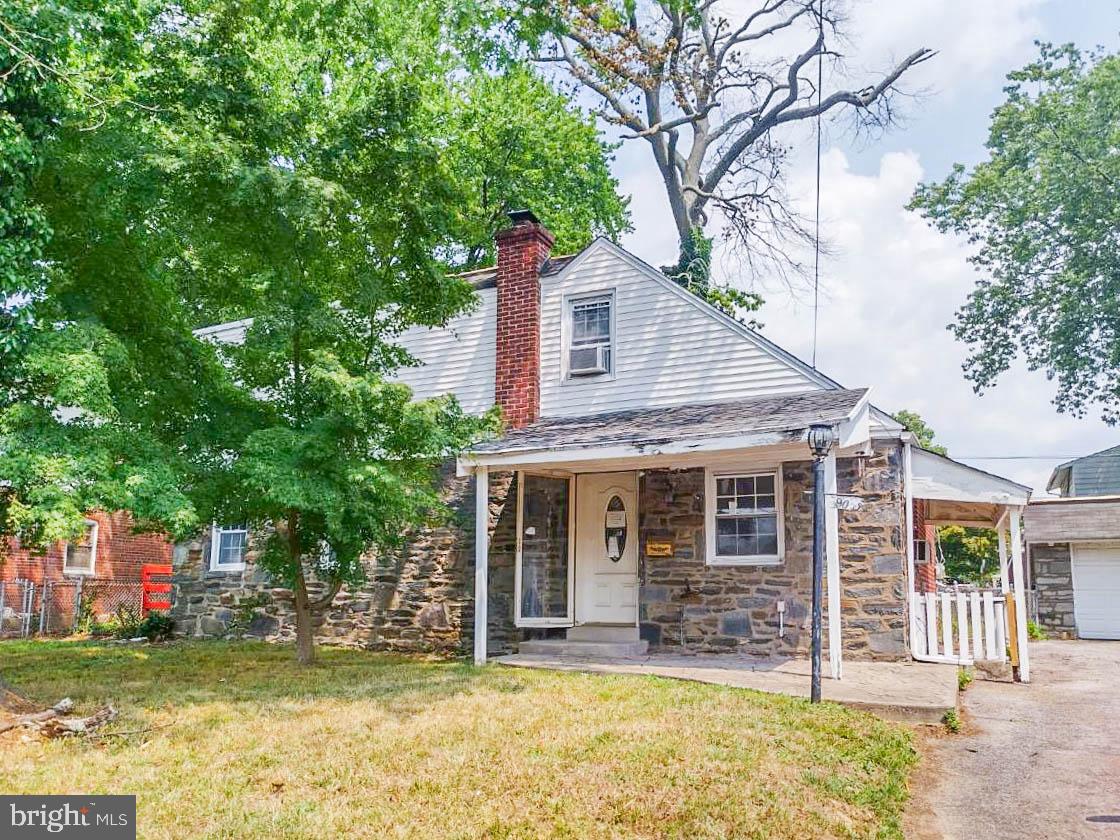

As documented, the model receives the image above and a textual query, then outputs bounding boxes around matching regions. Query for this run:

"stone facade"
[638,443,908,661]
[171,469,520,656]
[1029,543,1077,637]
[174,448,911,661]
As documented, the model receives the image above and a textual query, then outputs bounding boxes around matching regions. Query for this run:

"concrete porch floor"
[495,652,959,724]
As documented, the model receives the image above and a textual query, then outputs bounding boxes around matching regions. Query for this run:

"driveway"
[913,640,1120,839]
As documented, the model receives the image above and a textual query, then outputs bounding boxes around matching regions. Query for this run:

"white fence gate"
[912,588,1009,665]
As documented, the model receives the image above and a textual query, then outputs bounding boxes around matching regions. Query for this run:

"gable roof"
[553,238,904,434]
[1047,443,1120,495]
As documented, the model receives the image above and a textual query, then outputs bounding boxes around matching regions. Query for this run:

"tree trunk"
[293,568,315,666]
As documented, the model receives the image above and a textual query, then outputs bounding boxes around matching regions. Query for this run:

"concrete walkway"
[496,651,958,723]
[912,640,1120,839]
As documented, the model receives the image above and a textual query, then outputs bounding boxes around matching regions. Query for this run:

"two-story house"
[172,211,1033,678]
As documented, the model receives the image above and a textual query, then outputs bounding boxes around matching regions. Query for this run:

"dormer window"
[567,293,613,378]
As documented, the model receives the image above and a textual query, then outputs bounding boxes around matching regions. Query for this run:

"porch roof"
[459,388,870,472]
[910,447,1031,526]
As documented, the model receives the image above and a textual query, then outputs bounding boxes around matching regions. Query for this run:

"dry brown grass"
[0,640,916,838]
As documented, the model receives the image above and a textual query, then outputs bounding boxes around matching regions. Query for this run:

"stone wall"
[170,469,520,656]
[638,443,908,661]
[1029,543,1077,637]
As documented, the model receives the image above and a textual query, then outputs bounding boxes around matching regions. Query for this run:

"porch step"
[565,625,641,643]
[518,638,649,659]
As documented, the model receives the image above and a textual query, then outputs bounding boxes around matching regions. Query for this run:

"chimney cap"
[507,208,540,226]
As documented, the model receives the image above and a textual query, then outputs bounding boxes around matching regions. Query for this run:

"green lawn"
[1,640,917,839]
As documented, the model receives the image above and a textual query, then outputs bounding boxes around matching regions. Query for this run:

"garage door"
[1071,543,1120,640]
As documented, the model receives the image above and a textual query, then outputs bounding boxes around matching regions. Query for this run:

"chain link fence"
[0,580,36,638]
[0,578,145,638]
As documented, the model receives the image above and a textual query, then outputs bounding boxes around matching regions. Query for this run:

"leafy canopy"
[2,0,626,581]
[911,44,1120,424]
[892,410,946,456]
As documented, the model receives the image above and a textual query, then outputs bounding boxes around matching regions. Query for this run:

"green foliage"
[911,44,1120,423]
[942,708,961,733]
[137,611,175,642]
[957,667,973,692]
[1,0,623,653]
[1027,620,1046,641]
[892,410,947,456]
[939,525,1000,586]
[662,228,764,326]
[444,66,629,267]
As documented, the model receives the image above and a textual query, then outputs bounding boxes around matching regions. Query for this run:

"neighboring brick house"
[2,512,173,634]
[173,211,1032,675]
[2,511,172,586]
[1024,446,1120,640]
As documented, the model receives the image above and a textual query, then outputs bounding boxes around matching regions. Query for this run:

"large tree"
[4,0,627,662]
[518,0,933,296]
[911,44,1120,424]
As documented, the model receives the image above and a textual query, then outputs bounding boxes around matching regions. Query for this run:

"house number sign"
[645,541,673,557]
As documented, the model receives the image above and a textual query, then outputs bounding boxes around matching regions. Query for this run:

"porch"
[460,388,891,675]
[907,447,1034,680]
[495,650,958,724]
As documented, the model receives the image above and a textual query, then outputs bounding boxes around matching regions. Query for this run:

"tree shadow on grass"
[0,639,526,720]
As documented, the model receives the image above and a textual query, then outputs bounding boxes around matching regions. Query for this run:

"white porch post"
[473,466,489,666]
[997,520,1009,595]
[824,451,842,680]
[1009,508,1031,683]
[903,441,919,658]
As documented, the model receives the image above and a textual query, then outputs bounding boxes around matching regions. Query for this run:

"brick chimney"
[494,209,554,429]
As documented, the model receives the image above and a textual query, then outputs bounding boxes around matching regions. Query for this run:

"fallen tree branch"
[0,697,118,738]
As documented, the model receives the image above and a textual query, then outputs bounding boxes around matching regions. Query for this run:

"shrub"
[137,611,175,642]
[957,667,973,691]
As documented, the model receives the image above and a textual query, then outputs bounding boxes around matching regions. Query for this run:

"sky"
[605,0,1120,495]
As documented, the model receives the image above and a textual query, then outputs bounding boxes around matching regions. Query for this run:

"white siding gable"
[393,289,496,414]
[392,239,881,420]
[539,240,824,416]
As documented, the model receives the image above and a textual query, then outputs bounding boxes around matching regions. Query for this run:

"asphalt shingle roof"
[469,388,869,455]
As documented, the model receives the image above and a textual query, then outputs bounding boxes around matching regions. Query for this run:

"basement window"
[705,470,783,566]
[566,292,614,379]
[63,519,99,576]
[210,524,248,572]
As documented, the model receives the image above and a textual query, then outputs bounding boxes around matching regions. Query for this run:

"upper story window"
[63,519,99,576]
[567,293,613,378]
[210,524,248,571]
[705,470,783,566]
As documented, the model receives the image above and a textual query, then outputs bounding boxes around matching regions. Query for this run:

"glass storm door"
[515,473,574,627]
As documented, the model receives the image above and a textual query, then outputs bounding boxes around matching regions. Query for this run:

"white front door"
[575,472,639,624]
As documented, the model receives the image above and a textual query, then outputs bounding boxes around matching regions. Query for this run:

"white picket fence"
[912,588,1009,665]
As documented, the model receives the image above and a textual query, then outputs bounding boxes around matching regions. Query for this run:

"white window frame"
[210,523,248,572]
[62,518,99,577]
[705,467,784,567]
[514,470,576,628]
[561,289,616,382]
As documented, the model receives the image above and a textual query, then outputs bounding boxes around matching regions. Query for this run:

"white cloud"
[719,147,1118,494]
[847,0,1045,91]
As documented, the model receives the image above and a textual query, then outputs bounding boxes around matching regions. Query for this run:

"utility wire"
[811,0,824,369]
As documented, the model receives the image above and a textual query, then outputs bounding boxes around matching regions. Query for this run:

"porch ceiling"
[459,388,871,473]
[911,447,1031,524]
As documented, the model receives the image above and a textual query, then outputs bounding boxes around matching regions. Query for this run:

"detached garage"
[1025,496,1120,640]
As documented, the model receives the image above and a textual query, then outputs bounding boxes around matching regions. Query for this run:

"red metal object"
[141,563,174,613]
